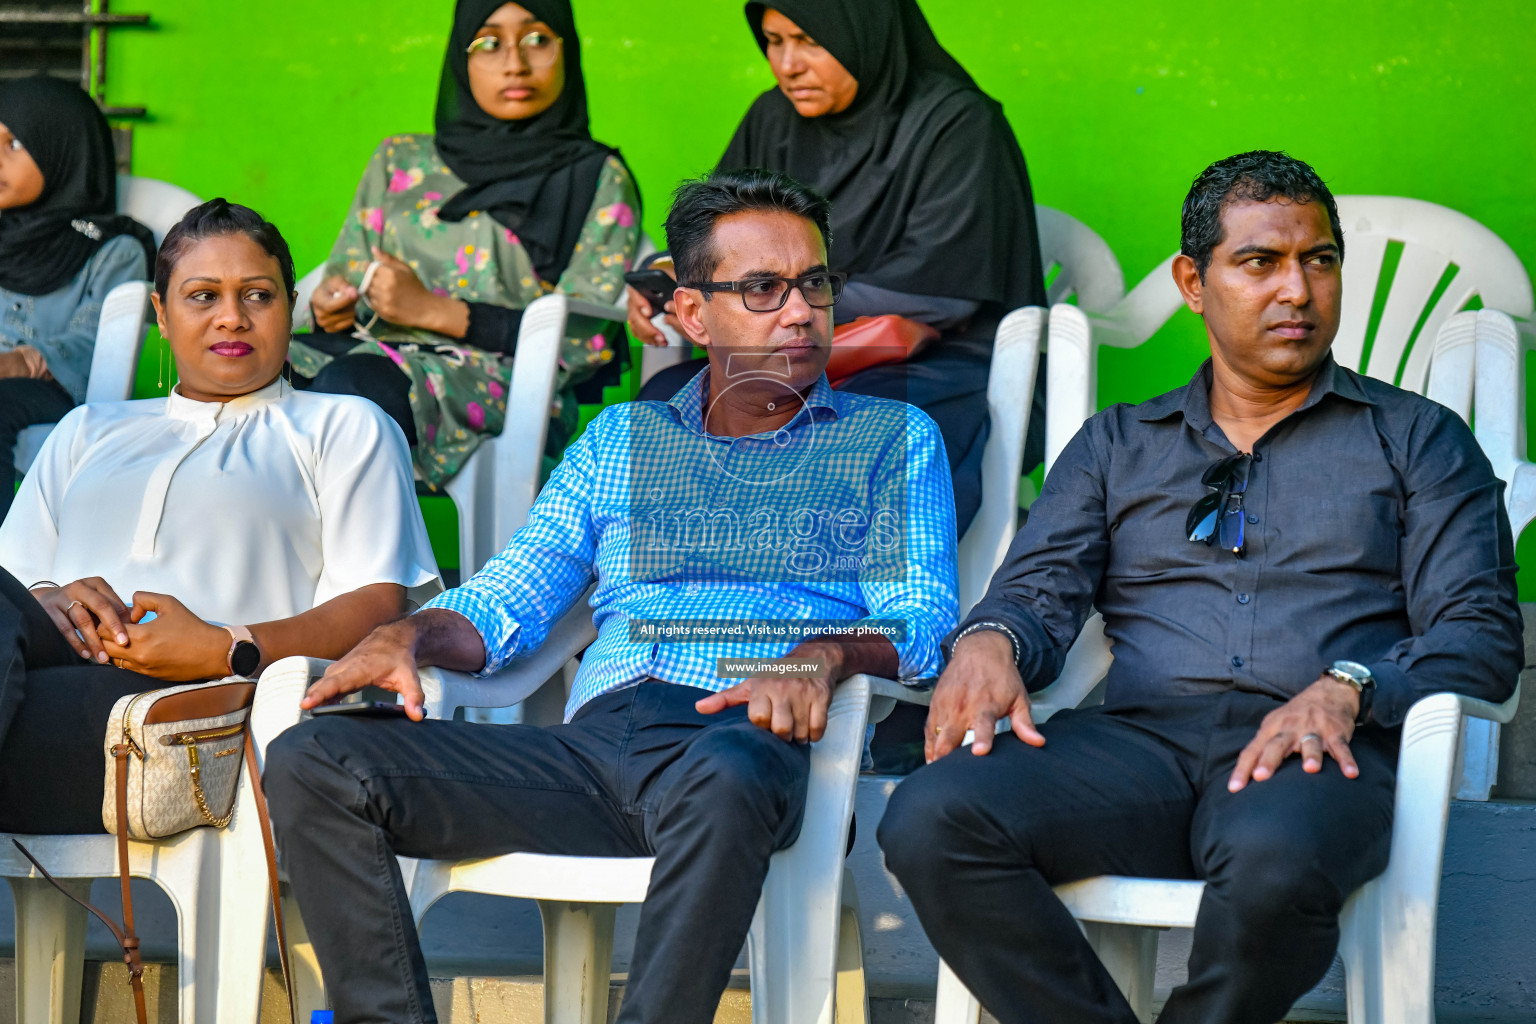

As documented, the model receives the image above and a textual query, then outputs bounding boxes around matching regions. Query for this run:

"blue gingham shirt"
[425,369,958,718]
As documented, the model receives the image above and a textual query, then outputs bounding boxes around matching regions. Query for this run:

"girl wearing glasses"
[632,0,1046,535]
[292,0,639,488]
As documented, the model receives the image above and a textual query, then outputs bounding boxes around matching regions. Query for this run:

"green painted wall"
[104,0,1536,572]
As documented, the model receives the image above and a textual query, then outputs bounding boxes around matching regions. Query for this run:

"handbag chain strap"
[10,726,294,1024]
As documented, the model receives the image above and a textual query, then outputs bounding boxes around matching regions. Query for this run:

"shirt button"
[1237,593,1250,604]
[1252,453,1264,463]
[1246,513,1258,524]
[1231,655,1244,668]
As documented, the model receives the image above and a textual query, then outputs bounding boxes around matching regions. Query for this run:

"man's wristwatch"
[952,620,1022,667]
[1324,659,1375,725]
[224,625,261,678]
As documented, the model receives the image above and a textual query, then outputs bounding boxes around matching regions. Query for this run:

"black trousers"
[0,567,158,833]
[877,691,1399,1024]
[0,376,74,522]
[263,682,811,1024]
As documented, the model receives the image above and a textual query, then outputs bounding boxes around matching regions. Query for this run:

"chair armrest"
[1442,686,1521,726]
[248,656,335,764]
[419,594,598,719]
[564,297,630,322]
[868,676,933,724]
[83,280,150,403]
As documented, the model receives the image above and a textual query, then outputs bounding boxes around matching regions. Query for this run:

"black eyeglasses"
[1186,452,1252,555]
[686,271,846,312]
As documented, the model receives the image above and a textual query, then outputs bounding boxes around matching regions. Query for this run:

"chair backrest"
[955,307,1045,615]
[116,175,202,247]
[1330,195,1533,393]
[1035,205,1125,315]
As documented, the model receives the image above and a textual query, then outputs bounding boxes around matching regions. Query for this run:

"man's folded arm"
[421,425,603,674]
[946,424,1112,690]
[1364,406,1525,727]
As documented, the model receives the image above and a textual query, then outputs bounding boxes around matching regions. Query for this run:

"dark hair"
[666,168,833,287]
[1180,150,1343,281]
[154,198,296,301]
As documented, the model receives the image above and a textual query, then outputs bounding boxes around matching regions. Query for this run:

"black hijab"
[0,76,155,296]
[435,0,625,283]
[723,0,1045,311]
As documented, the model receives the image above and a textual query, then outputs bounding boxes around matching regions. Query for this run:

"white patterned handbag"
[102,677,255,838]
[12,676,293,1024]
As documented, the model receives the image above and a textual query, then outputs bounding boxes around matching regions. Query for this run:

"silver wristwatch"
[1324,659,1375,724]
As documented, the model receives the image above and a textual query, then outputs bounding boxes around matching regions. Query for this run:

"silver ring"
[64,600,83,614]
[1301,733,1323,745]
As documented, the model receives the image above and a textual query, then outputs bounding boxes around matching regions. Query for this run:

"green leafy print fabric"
[289,134,639,488]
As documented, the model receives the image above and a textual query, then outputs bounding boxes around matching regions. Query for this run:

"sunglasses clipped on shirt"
[1186,452,1252,555]
[686,271,846,312]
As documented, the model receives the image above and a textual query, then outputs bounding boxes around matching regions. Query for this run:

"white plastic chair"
[936,198,1532,1024]
[114,175,202,247]
[1436,306,1536,797]
[255,640,924,1024]
[11,175,203,476]
[1035,205,1125,315]
[933,642,1523,1024]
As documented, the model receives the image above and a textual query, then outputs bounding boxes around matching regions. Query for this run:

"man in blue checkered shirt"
[266,168,958,1024]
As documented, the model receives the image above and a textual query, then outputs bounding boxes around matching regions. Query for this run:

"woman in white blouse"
[0,198,439,833]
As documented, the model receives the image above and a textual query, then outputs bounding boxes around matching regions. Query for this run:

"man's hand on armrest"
[928,629,1044,762]
[694,637,897,744]
[300,608,488,721]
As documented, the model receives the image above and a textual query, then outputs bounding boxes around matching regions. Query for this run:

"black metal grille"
[0,1,150,170]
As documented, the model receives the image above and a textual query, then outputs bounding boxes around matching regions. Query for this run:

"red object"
[825,314,938,388]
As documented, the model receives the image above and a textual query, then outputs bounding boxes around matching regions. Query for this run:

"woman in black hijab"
[292,0,641,489]
[0,76,155,521]
[632,0,1046,534]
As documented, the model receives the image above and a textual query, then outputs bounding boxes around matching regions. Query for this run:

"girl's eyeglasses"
[466,30,562,70]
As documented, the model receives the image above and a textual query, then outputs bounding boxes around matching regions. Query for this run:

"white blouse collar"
[166,376,289,422]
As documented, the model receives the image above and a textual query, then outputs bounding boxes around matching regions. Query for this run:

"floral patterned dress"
[289,134,640,487]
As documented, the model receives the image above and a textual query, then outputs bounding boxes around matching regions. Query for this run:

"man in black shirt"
[877,151,1524,1024]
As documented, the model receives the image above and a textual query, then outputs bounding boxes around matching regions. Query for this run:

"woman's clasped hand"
[33,580,231,679]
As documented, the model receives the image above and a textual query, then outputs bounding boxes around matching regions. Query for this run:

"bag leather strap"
[11,731,294,1024]
[246,722,297,1021]
[114,742,149,1024]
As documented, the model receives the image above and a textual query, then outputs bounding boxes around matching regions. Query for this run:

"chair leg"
[10,876,89,1024]
[835,871,868,1024]
[933,959,981,1024]
[537,900,615,1024]
[1081,921,1158,1024]
[1337,888,1389,1024]
[282,888,330,1020]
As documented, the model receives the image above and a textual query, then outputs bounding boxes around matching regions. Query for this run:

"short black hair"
[1180,151,1343,281]
[155,198,296,302]
[666,168,833,287]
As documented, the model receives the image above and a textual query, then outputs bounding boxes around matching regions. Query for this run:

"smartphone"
[624,268,677,312]
[310,701,410,718]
